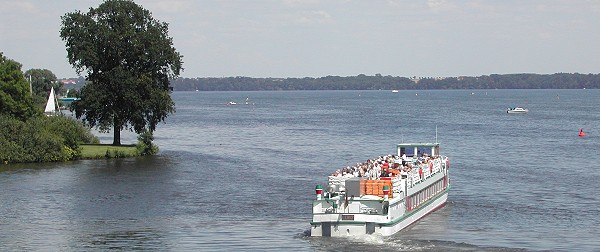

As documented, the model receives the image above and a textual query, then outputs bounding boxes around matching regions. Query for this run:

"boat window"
[417,147,430,157]
[400,147,411,156]
[400,147,408,156]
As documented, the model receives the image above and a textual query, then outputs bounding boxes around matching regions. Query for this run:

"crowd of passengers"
[330,153,440,180]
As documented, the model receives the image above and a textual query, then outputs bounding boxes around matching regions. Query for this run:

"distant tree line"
[170,73,600,91]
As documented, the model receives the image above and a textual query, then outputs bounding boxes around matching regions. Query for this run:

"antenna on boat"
[435,125,438,143]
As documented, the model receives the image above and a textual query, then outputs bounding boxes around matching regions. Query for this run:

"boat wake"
[346,233,387,245]
[301,227,520,251]
[305,234,437,251]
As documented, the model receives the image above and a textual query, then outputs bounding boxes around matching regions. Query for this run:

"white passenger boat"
[310,143,450,237]
[507,107,528,114]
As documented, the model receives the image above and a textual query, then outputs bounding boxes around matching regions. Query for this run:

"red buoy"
[579,128,586,137]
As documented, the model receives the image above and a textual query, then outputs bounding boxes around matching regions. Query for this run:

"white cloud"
[142,0,193,14]
[426,0,454,12]
[283,0,323,6]
[296,10,332,24]
[0,1,38,15]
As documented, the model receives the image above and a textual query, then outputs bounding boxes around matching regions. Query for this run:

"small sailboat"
[44,87,60,116]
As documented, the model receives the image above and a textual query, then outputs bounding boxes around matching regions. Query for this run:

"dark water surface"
[1,90,599,251]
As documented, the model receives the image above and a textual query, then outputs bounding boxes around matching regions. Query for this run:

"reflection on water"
[80,224,166,250]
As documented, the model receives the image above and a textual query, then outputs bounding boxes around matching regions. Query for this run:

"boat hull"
[378,189,447,236]
[310,188,448,237]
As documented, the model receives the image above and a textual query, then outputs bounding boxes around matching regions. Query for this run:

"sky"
[1,0,600,79]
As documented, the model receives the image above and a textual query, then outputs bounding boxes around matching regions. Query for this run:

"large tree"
[0,52,40,120]
[60,0,183,145]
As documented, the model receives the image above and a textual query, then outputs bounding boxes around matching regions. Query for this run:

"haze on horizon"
[1,0,599,79]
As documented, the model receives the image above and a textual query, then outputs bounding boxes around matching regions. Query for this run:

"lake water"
[1,89,599,251]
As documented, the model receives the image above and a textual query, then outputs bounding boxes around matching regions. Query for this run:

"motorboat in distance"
[507,107,528,114]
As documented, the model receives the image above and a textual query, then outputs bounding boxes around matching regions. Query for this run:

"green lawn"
[80,144,139,159]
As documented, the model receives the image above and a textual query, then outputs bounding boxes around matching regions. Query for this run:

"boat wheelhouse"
[310,143,450,237]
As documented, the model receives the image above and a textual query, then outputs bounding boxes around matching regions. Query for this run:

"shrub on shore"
[136,130,158,156]
[0,115,99,163]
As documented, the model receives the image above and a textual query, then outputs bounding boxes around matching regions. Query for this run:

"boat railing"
[325,156,449,195]
[405,157,447,188]
[409,170,421,187]
[315,158,448,215]
[423,165,431,179]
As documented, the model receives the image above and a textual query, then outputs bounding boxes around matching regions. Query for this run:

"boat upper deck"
[325,143,448,199]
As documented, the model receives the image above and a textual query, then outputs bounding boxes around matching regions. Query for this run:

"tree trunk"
[113,121,121,145]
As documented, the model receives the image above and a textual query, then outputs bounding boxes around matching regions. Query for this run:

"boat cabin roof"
[396,143,440,157]
[396,143,439,148]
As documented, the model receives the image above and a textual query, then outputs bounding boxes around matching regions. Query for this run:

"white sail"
[44,87,57,114]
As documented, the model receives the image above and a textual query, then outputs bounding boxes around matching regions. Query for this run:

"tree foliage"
[23,69,60,95]
[0,115,99,163]
[0,52,40,120]
[60,0,183,145]
[23,68,61,108]
[136,130,158,156]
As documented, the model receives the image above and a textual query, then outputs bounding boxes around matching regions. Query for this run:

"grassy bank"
[80,144,139,159]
